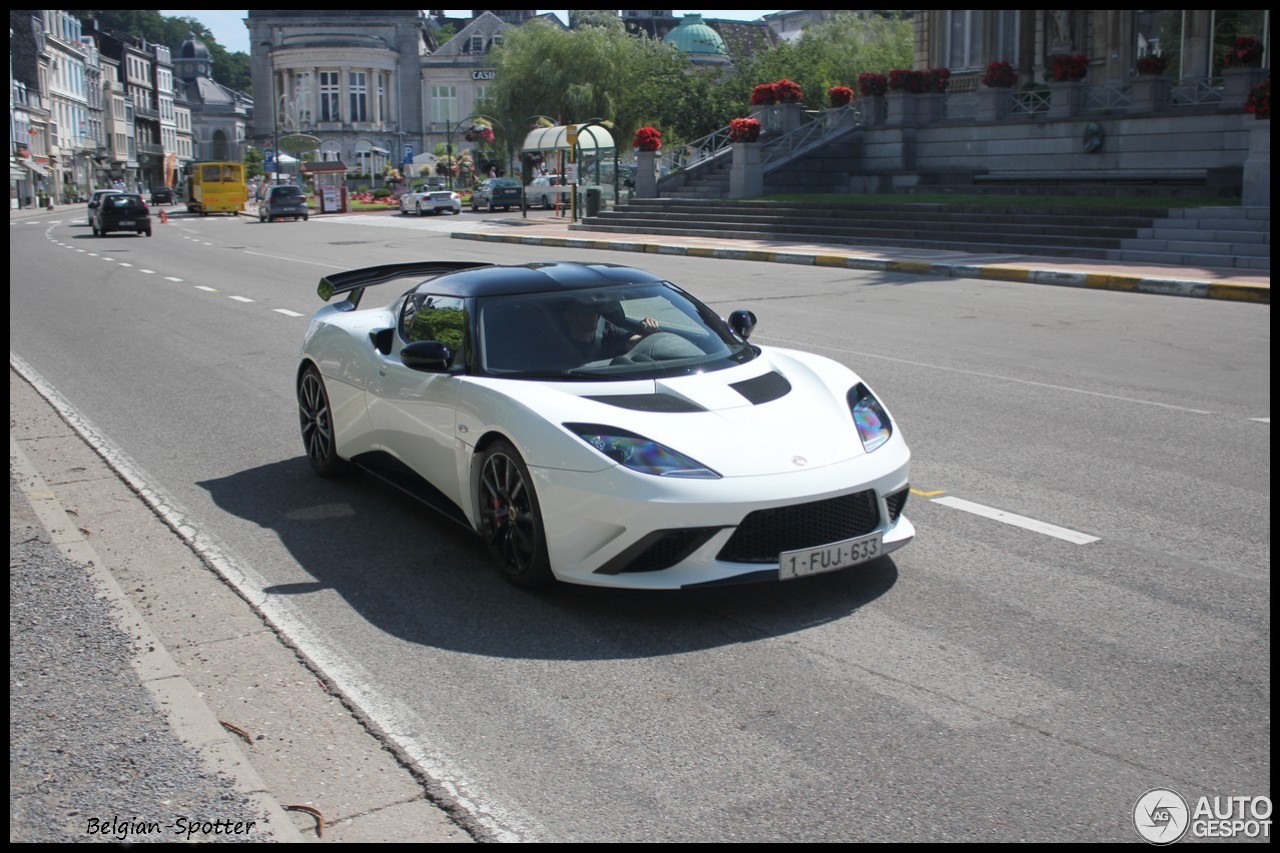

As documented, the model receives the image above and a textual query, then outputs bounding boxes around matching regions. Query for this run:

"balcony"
[134,104,159,120]
[136,141,164,157]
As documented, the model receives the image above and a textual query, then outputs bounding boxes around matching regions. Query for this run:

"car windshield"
[105,195,144,209]
[489,179,520,189]
[477,282,756,380]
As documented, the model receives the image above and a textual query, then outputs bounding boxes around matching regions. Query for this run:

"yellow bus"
[186,161,247,216]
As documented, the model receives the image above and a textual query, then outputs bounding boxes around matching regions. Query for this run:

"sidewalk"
[448,212,1270,304]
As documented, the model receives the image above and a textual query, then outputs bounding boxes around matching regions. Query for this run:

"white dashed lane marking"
[931,496,1100,545]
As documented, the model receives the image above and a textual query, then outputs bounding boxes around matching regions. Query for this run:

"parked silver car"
[525,175,571,209]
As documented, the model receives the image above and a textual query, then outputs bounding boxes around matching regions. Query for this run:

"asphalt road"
[10,209,1271,842]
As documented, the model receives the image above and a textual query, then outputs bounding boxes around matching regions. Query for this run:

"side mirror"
[401,340,455,373]
[728,309,757,340]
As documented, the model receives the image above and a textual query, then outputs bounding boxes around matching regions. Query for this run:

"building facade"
[174,33,252,164]
[914,10,1270,90]
[247,10,432,178]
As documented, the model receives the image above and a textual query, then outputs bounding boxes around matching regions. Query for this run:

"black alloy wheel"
[477,441,552,587]
[298,366,351,477]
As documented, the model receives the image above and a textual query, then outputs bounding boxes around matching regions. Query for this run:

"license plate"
[779,532,882,580]
[118,220,134,226]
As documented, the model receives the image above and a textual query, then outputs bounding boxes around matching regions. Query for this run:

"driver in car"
[561,297,659,362]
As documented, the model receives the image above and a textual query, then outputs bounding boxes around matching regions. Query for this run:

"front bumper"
[529,439,912,589]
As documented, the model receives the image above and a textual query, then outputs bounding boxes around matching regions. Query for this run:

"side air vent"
[730,371,791,405]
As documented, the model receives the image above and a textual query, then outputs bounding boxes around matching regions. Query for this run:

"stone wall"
[767,109,1257,197]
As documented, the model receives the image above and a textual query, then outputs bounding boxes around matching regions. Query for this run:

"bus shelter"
[520,123,617,218]
[301,160,349,214]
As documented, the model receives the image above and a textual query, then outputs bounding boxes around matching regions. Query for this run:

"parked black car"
[471,178,522,212]
[149,186,174,205]
[92,193,151,237]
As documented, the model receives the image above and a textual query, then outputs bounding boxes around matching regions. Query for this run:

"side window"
[401,294,468,359]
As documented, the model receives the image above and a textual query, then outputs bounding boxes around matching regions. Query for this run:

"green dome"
[663,14,727,57]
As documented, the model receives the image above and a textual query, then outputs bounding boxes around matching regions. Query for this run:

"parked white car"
[400,188,462,216]
[525,175,570,209]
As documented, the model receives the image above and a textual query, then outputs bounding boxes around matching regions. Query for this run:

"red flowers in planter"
[750,83,776,105]
[752,79,805,105]
[1224,36,1264,68]
[887,68,952,94]
[1049,54,1089,82]
[773,78,804,103]
[827,86,854,107]
[1246,79,1270,119]
[1136,54,1168,76]
[728,117,762,143]
[632,126,662,152]
[858,72,887,97]
[981,60,1017,88]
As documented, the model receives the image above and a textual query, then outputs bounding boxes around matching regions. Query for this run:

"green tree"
[734,12,913,108]
[244,146,264,180]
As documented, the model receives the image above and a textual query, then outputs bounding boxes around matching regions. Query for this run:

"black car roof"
[320,261,668,307]
[422,261,666,298]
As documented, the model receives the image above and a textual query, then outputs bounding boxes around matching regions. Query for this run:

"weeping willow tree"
[488,16,690,147]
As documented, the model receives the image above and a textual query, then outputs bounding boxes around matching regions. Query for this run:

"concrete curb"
[10,436,308,844]
[447,231,1270,305]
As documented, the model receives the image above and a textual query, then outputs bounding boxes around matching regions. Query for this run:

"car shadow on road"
[198,457,900,661]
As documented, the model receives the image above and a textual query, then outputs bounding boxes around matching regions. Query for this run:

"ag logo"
[1134,788,1190,845]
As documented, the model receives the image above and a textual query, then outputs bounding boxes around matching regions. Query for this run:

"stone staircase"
[1117,206,1269,271]
[575,199,1270,271]
[657,154,732,199]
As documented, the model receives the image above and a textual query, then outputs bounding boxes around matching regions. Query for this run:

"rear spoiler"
[317,261,493,309]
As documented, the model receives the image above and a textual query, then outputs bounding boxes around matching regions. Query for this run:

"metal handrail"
[761,102,860,170]
[658,125,734,176]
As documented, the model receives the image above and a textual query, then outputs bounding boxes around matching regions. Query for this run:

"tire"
[416,203,425,217]
[298,365,352,478]
[476,441,552,588]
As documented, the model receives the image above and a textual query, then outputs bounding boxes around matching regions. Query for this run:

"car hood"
[468,348,885,477]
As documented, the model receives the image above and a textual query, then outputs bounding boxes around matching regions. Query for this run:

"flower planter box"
[1129,76,1170,112]
[1048,80,1085,119]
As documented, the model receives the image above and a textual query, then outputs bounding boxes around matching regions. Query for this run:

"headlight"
[847,383,892,452]
[565,423,720,479]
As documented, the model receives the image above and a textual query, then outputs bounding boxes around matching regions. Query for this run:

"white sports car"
[399,189,462,216]
[298,260,913,589]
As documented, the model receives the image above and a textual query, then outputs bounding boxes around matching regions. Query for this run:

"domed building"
[662,13,731,66]
[175,32,253,162]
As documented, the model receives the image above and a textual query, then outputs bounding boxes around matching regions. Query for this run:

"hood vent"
[585,394,706,413]
[730,371,791,405]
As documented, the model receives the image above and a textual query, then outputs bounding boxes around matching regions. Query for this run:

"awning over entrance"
[300,160,349,174]
[21,158,48,176]
[521,124,615,153]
